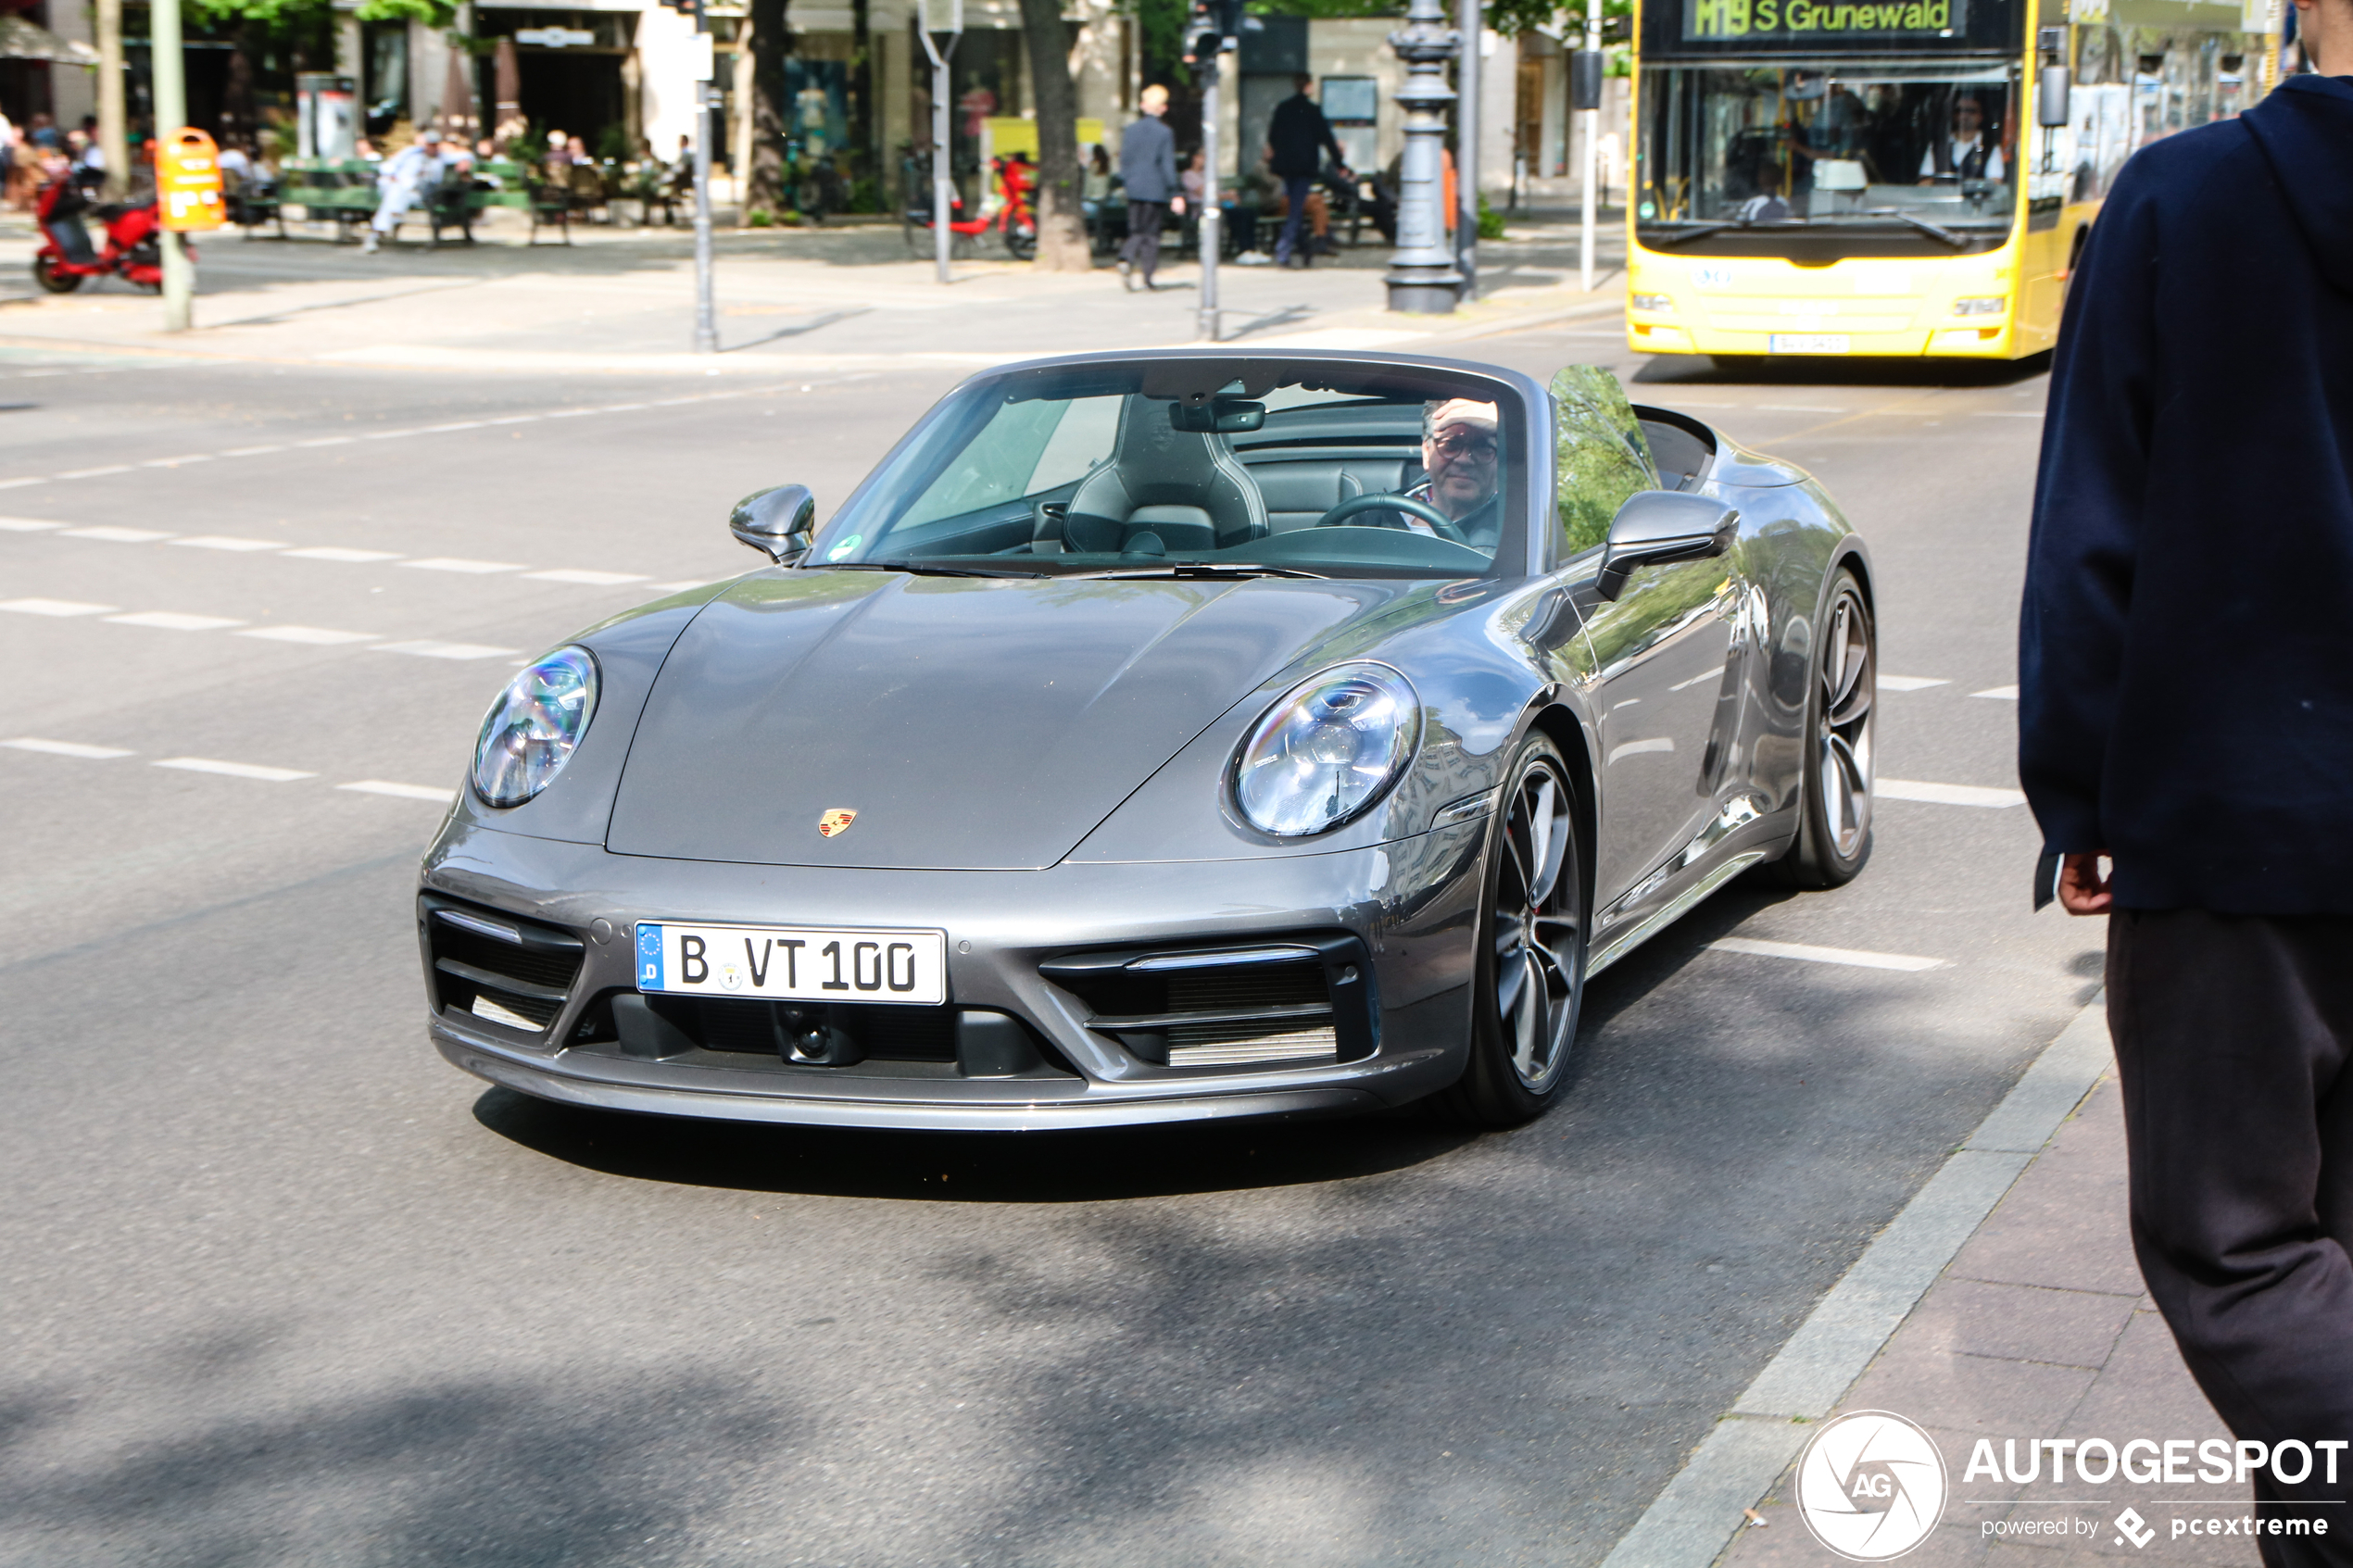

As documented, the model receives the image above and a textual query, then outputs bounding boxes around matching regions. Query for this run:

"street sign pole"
[691,25,717,353]
[919,0,963,285]
[1578,0,1602,291]
[1454,0,1477,299]
[152,0,192,331]
[1197,52,1222,341]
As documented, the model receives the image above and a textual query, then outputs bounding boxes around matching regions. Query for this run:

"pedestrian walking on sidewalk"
[2020,3,2353,1558]
[1117,85,1180,292]
[1264,73,1347,269]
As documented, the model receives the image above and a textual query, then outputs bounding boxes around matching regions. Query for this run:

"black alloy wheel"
[1436,734,1588,1128]
[1763,567,1875,888]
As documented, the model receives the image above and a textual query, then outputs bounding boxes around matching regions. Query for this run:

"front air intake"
[420,894,585,1036]
[1039,935,1378,1070]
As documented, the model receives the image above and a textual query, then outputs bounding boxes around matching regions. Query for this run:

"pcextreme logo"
[1794,1411,1950,1561]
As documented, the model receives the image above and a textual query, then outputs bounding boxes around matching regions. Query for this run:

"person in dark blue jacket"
[2020,0,2353,1544]
[1264,74,1349,269]
[1117,86,1180,291]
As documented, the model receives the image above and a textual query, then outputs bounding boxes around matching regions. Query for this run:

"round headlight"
[1233,664,1421,836]
[472,646,598,808]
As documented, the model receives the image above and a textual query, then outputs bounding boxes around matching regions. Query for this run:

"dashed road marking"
[1878,675,1950,692]
[0,517,63,532]
[57,465,134,480]
[282,546,400,562]
[1,596,115,616]
[154,756,317,783]
[372,638,518,660]
[340,779,458,802]
[1878,778,2027,809]
[237,624,378,646]
[524,568,650,586]
[4,736,132,759]
[1973,684,2020,700]
[170,534,284,552]
[60,525,170,542]
[1707,936,1945,972]
[105,610,247,631]
[402,557,524,574]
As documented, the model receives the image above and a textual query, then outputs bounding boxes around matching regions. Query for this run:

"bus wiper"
[807,559,1047,579]
[1864,208,1969,248]
[1641,221,1736,247]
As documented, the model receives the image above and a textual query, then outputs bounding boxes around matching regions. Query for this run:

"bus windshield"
[1640,61,2020,257]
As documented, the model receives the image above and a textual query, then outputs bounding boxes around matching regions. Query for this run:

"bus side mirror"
[2038,65,2071,128]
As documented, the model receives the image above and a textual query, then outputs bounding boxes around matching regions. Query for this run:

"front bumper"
[420,818,1487,1131]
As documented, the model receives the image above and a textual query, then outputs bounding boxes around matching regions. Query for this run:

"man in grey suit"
[1117,85,1182,291]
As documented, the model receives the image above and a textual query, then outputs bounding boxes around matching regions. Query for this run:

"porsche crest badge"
[817,809,857,838]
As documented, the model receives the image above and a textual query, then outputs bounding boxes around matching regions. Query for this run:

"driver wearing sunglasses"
[1361,398,1503,546]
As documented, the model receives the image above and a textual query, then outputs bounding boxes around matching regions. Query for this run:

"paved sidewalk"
[1719,1063,2249,1567]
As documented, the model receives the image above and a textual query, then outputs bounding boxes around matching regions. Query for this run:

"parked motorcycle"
[32,180,178,294]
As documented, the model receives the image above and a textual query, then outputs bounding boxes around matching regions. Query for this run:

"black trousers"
[1120,199,1164,282]
[2112,909,2353,1565]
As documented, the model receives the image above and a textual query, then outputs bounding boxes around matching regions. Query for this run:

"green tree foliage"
[1482,0,1631,39]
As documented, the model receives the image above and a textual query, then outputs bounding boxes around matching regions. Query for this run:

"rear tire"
[1432,734,1588,1128]
[1761,567,1875,889]
[31,254,81,294]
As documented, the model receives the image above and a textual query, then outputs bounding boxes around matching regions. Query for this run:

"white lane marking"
[420,420,485,433]
[1606,736,1676,763]
[154,757,317,783]
[0,478,48,490]
[170,534,284,552]
[523,568,650,585]
[340,779,458,802]
[105,610,247,631]
[1878,674,1949,692]
[482,415,539,426]
[1878,778,2028,809]
[1707,936,1945,972]
[141,454,215,468]
[0,517,63,532]
[296,436,357,448]
[237,625,378,646]
[282,546,402,562]
[57,465,133,479]
[60,525,172,542]
[221,445,284,457]
[1973,684,2020,700]
[372,638,520,660]
[401,557,524,574]
[5,736,132,759]
[1,596,116,616]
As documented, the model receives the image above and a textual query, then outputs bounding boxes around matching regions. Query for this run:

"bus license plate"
[1770,334,1851,355]
[635,921,947,1005]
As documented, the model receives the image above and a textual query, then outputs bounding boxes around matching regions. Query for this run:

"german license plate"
[635,922,947,1005]
[1769,333,1851,354]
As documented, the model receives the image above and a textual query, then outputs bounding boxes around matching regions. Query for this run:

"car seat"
[1059,395,1270,554]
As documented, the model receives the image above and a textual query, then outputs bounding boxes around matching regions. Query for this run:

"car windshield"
[803,360,1525,580]
[1640,62,2020,255]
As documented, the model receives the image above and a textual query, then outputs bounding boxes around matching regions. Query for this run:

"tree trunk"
[94,0,126,200]
[849,0,872,195]
[747,0,790,215]
[1014,0,1089,270]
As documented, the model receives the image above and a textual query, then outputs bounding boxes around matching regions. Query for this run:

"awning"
[0,16,99,65]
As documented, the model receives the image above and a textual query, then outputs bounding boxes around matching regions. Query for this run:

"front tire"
[1434,734,1588,1128]
[1762,567,1875,888]
[31,253,81,293]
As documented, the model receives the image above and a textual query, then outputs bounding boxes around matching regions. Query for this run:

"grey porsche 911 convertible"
[419,350,1875,1131]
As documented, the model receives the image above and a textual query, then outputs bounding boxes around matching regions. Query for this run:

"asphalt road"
[0,330,2091,1567]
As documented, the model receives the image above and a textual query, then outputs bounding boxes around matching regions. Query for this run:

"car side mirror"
[729,483,815,563]
[1594,491,1739,601]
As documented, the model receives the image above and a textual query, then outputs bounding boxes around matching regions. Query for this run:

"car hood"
[604,570,1403,870]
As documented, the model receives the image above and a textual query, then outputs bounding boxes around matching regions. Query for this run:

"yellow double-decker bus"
[1624,0,2274,360]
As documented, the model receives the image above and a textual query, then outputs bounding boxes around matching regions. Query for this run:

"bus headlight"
[1631,293,1674,312]
[1952,295,2007,317]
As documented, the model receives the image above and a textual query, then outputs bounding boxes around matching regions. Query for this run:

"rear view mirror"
[1595,491,1739,601]
[2037,65,2071,127]
[729,483,815,563]
[1168,398,1265,434]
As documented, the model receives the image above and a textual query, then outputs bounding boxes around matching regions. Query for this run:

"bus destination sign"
[1684,0,1964,39]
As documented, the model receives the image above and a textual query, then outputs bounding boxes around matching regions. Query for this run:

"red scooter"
[32,178,177,294]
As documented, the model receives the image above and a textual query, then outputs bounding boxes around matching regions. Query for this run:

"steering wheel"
[1313,491,1468,544]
